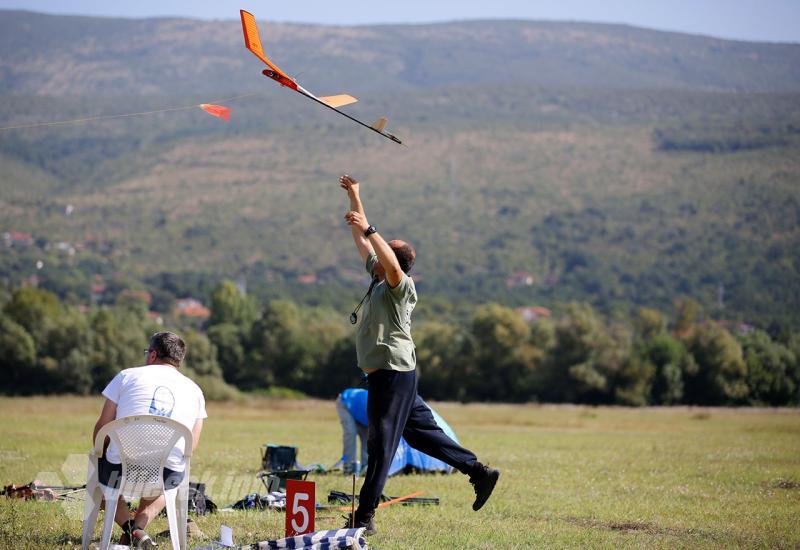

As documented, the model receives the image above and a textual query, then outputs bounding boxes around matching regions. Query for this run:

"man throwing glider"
[339,175,500,535]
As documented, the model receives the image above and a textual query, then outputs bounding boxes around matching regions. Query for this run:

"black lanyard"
[350,277,378,324]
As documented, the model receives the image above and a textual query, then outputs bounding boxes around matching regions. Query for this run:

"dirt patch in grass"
[607,521,656,532]
[769,479,800,490]
[563,516,716,539]
[566,516,666,535]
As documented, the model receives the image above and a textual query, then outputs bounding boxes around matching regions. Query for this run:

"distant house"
[516,306,551,322]
[506,271,534,288]
[297,274,318,285]
[3,232,34,247]
[55,242,76,255]
[91,283,107,296]
[174,298,210,319]
[147,311,164,326]
[119,289,153,306]
[716,319,756,336]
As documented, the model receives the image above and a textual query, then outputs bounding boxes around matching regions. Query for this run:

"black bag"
[188,482,217,515]
[231,492,266,511]
[261,444,298,471]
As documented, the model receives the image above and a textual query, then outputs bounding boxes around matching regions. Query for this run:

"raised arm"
[341,174,403,288]
[364,230,404,288]
[340,175,374,263]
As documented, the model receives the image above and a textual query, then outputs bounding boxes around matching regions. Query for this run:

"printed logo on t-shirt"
[149,386,175,417]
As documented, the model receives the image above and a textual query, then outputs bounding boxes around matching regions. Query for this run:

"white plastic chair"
[81,415,193,550]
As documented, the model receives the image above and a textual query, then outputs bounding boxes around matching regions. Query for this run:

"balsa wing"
[319,95,359,108]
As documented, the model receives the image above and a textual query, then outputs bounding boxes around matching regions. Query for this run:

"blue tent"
[341,388,458,476]
[389,406,459,476]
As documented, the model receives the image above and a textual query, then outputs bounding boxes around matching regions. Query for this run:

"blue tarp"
[342,388,458,476]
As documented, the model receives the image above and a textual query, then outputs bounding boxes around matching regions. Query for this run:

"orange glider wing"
[240,10,291,80]
[200,104,231,121]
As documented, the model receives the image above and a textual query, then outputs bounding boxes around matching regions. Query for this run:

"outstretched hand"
[339,174,360,197]
[345,210,370,233]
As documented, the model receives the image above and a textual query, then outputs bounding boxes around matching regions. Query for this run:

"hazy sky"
[1,0,798,43]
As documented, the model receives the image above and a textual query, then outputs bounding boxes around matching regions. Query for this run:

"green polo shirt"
[356,253,417,372]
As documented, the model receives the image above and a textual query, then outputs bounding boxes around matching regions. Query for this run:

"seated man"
[92,331,207,549]
[335,388,369,475]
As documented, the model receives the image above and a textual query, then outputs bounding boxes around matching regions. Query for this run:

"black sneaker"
[342,512,377,536]
[470,464,500,511]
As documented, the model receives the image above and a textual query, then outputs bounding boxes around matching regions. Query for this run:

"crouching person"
[91,331,207,548]
[335,388,369,475]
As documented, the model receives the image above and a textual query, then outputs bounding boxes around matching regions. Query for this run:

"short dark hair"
[148,331,186,367]
[390,240,416,274]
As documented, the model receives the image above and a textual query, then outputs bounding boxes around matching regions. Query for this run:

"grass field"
[0,397,798,548]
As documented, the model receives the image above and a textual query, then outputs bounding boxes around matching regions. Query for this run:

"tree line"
[1,281,799,406]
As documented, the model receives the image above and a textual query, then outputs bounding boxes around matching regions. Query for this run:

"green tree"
[207,280,256,388]
[2,287,61,341]
[415,320,471,401]
[183,330,222,377]
[0,314,39,394]
[740,330,796,405]
[209,280,257,329]
[542,303,631,403]
[248,300,302,388]
[674,298,700,336]
[89,307,151,391]
[467,303,541,402]
[635,307,666,340]
[614,354,656,406]
[685,322,748,404]
[248,301,348,392]
[630,308,691,405]
[784,333,800,404]
[207,323,248,385]
[645,333,692,404]
[293,307,349,391]
[59,347,93,394]
[314,337,363,398]
[182,329,239,401]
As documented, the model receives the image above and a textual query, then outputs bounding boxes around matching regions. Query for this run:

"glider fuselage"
[263,69,298,91]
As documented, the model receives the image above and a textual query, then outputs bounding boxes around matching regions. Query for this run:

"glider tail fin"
[372,117,402,144]
[372,117,388,132]
[240,10,292,80]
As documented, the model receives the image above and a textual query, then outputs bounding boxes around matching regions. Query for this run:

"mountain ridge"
[5,8,800,45]
[1,9,799,97]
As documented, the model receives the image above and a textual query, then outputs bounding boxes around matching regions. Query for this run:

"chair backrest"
[95,415,193,497]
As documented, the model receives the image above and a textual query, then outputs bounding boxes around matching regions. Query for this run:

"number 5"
[291,492,309,533]
[285,479,315,537]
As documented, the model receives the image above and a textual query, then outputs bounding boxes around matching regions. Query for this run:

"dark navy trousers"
[355,368,480,520]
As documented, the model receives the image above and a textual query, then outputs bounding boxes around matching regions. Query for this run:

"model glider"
[240,10,401,145]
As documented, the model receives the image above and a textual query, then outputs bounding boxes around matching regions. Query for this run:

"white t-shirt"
[101,364,208,471]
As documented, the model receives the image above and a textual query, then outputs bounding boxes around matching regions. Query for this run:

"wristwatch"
[364,225,377,237]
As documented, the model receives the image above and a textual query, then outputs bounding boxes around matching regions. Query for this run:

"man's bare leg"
[113,496,130,527]
[113,495,164,546]
[112,495,165,529]
[133,495,166,528]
